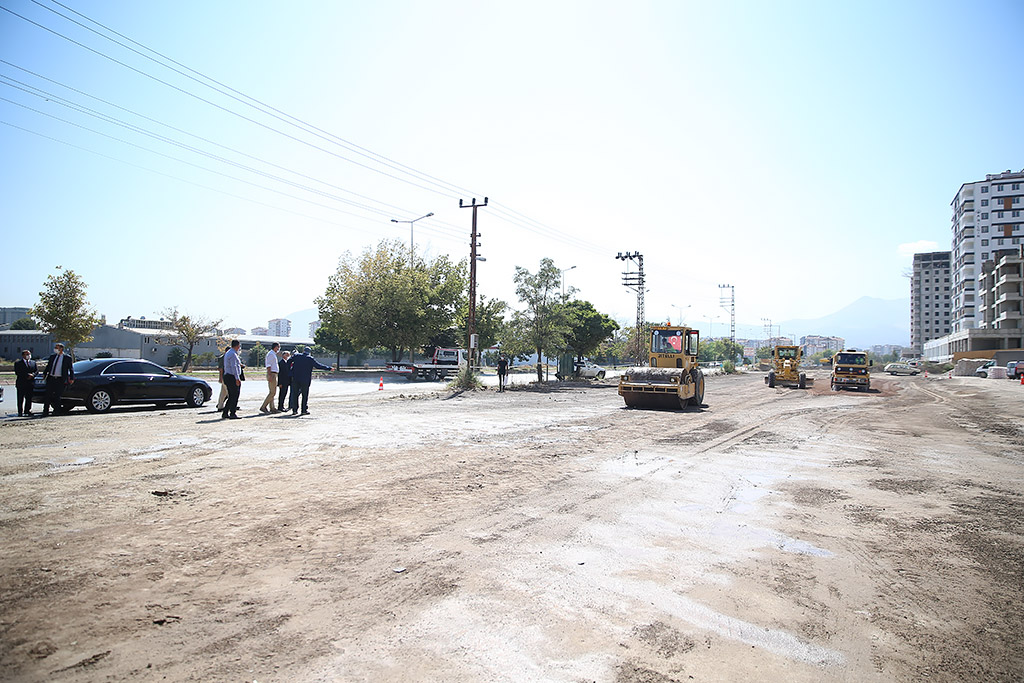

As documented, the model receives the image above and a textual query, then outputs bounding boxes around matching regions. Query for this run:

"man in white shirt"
[260,342,281,413]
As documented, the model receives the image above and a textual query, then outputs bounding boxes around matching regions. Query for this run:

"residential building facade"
[977,247,1023,335]
[909,251,951,355]
[800,335,845,355]
[309,320,322,337]
[0,307,31,326]
[949,169,1024,333]
[251,326,269,336]
[267,319,291,337]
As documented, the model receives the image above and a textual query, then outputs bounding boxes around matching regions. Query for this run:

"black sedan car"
[34,358,212,413]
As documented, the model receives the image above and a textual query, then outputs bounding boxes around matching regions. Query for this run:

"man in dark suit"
[288,348,331,415]
[14,349,38,416]
[277,350,292,412]
[42,342,75,417]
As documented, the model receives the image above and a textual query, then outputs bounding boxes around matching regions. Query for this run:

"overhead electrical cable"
[0,119,468,247]
[9,0,618,256]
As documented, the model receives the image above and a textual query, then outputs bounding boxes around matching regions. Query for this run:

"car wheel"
[86,388,114,413]
[597,371,606,379]
[186,385,206,408]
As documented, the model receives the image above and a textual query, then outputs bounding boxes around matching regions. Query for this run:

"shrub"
[448,364,484,391]
[95,351,113,359]
[722,360,736,374]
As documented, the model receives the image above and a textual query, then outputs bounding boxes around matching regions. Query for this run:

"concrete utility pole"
[460,197,487,370]
[616,251,645,365]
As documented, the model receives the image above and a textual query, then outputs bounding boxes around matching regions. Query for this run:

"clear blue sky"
[2,0,1022,338]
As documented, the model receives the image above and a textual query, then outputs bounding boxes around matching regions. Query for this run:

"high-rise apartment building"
[909,251,951,355]
[949,169,1024,332]
[268,318,291,337]
[309,320,322,337]
[977,247,1023,334]
[799,335,844,355]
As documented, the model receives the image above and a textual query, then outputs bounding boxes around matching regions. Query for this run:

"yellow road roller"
[618,325,705,410]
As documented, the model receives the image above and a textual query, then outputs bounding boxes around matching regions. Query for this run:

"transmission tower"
[616,251,645,364]
[718,284,735,343]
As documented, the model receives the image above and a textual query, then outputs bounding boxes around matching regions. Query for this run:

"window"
[997,211,1004,218]
[982,239,989,246]
[1015,238,1021,245]
[982,252,989,259]
[982,212,988,219]
[1014,211,1020,218]
[982,199,989,206]
[982,186,989,193]
[997,184,1004,191]
[982,226,989,233]
[1013,183,1020,190]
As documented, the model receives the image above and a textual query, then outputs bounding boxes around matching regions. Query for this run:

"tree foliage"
[456,295,507,353]
[698,339,744,363]
[315,240,467,362]
[10,317,35,330]
[563,300,619,361]
[314,324,354,370]
[158,307,223,372]
[502,258,569,382]
[29,267,102,358]
[248,342,267,368]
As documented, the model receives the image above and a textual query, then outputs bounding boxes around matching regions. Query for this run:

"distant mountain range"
[776,296,909,348]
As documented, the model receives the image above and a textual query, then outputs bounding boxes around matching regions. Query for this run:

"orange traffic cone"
[1019,374,1023,386]
[378,376,384,391]
[924,370,928,378]
[948,371,952,379]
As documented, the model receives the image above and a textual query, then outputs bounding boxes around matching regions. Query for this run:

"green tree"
[502,258,570,382]
[29,267,102,359]
[315,240,467,362]
[167,347,186,368]
[10,317,35,330]
[314,325,354,369]
[563,300,619,361]
[456,295,508,354]
[698,339,744,363]
[157,307,223,372]
[756,346,772,360]
[248,342,267,367]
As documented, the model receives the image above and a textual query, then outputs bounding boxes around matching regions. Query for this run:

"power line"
[0,118,466,247]
[6,1,620,256]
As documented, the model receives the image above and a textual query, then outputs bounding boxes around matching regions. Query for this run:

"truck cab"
[830,349,872,392]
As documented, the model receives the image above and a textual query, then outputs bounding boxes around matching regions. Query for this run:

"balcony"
[996,271,1023,288]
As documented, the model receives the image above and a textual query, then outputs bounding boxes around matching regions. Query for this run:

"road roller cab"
[617,325,705,409]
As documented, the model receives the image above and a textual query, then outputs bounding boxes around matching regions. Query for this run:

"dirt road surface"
[1,372,1022,682]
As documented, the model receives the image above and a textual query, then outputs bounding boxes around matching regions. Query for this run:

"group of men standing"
[13,343,75,417]
[216,340,331,419]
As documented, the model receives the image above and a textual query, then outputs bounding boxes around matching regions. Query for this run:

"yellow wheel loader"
[618,325,705,410]
[765,345,810,389]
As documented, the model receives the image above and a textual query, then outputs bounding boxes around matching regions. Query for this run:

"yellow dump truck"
[618,325,705,409]
[829,349,872,391]
[765,345,809,389]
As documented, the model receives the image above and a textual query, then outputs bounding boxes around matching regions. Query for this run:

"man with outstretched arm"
[289,348,331,415]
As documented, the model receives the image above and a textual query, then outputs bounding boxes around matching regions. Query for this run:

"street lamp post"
[706,314,720,338]
[671,304,690,326]
[390,212,434,267]
[560,265,577,299]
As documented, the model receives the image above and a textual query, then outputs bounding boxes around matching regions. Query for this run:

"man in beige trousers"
[260,342,281,413]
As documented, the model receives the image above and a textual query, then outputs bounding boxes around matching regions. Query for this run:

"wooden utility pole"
[460,197,488,369]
